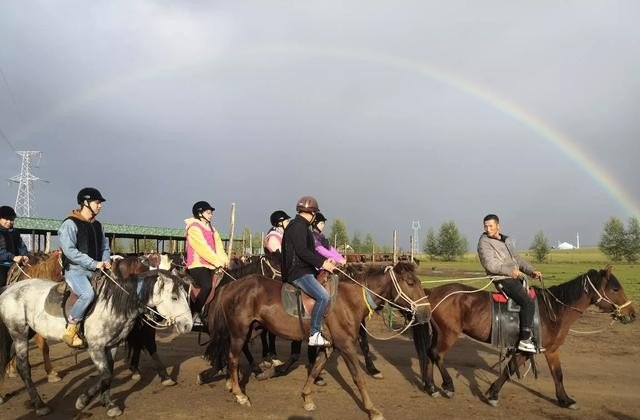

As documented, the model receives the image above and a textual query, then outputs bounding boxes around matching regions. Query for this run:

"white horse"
[0,269,193,417]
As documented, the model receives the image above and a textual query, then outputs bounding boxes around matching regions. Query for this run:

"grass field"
[416,247,640,300]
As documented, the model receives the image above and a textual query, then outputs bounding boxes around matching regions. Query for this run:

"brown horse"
[418,267,636,408]
[6,251,64,383]
[201,262,430,420]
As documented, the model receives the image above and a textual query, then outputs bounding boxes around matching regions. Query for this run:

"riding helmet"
[0,205,17,220]
[295,196,319,213]
[192,201,215,218]
[77,187,106,204]
[313,212,327,224]
[270,210,291,227]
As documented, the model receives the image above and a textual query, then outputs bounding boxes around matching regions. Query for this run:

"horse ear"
[604,264,613,278]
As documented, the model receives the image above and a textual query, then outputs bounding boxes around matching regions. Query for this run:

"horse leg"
[486,353,526,407]
[544,350,577,409]
[35,335,61,383]
[228,337,251,407]
[77,346,121,417]
[129,344,142,381]
[143,327,175,386]
[13,338,51,416]
[300,347,329,412]
[275,340,301,376]
[338,341,384,420]
[359,323,383,379]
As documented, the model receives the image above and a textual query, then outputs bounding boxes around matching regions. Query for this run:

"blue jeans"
[292,273,330,335]
[65,270,96,322]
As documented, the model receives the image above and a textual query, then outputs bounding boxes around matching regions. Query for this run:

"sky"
[1,1,638,250]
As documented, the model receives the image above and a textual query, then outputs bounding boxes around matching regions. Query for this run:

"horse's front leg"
[77,346,121,417]
[12,338,51,416]
[359,323,383,379]
[486,353,526,407]
[544,350,577,409]
[337,339,384,420]
[34,334,61,383]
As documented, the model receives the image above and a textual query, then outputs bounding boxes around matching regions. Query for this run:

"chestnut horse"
[416,267,636,408]
[201,262,431,420]
[5,251,64,383]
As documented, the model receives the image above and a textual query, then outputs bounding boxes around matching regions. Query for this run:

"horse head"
[587,266,636,324]
[389,261,431,324]
[147,270,193,334]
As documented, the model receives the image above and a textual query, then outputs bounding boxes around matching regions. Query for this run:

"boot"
[63,324,84,348]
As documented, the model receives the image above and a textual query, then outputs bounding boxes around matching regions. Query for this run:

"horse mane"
[22,250,63,281]
[538,269,602,307]
[344,261,416,280]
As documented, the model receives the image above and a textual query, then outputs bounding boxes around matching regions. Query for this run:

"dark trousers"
[0,266,8,288]
[187,267,213,313]
[496,278,534,339]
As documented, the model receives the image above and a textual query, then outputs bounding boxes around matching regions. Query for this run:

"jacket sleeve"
[0,235,14,262]
[18,236,28,256]
[315,245,344,262]
[514,253,535,276]
[58,219,97,271]
[187,226,228,268]
[477,236,514,277]
[293,226,326,268]
[212,230,230,267]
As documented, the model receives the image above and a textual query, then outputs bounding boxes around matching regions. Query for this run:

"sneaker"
[308,332,330,347]
[193,313,203,326]
[517,338,536,353]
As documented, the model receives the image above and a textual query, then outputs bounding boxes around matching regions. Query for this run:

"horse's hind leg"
[78,346,121,417]
[35,335,61,383]
[228,337,251,407]
[13,338,51,416]
[337,341,384,420]
[359,323,383,379]
[486,353,526,407]
[544,350,577,409]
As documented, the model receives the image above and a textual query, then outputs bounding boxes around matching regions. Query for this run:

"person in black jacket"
[0,205,29,288]
[282,196,336,347]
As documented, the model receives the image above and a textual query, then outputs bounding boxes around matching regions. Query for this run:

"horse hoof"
[487,399,499,407]
[428,391,440,398]
[443,390,454,399]
[236,395,251,407]
[7,371,17,378]
[106,406,123,417]
[131,372,141,381]
[314,377,327,387]
[372,372,384,380]
[47,371,62,383]
[161,378,176,387]
[369,409,385,420]
[568,403,578,410]
[304,400,316,411]
[255,367,275,381]
[35,405,52,416]
[76,394,89,410]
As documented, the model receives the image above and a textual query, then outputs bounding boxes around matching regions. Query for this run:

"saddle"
[280,271,339,319]
[190,270,224,308]
[490,287,543,351]
[44,273,104,320]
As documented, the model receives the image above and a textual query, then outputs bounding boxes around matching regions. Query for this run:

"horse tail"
[411,321,433,385]
[203,300,230,371]
[0,316,13,378]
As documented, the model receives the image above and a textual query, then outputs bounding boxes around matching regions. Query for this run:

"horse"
[0,268,193,417]
[416,267,636,408]
[5,250,64,383]
[200,262,431,420]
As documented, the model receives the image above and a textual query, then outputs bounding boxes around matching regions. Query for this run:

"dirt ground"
[1,311,638,420]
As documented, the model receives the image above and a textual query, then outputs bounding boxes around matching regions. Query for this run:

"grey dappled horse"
[0,269,193,417]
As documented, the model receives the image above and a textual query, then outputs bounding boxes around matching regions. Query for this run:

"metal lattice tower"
[9,151,43,217]
[411,220,421,255]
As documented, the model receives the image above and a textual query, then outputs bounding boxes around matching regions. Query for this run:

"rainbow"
[12,45,638,217]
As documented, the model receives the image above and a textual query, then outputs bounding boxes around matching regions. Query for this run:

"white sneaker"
[517,338,536,353]
[308,332,330,347]
[193,313,203,326]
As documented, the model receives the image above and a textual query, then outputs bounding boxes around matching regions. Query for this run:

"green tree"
[423,228,438,258]
[437,221,467,261]
[530,230,550,263]
[624,216,640,263]
[328,219,349,248]
[599,217,627,262]
[351,231,363,253]
[362,233,376,253]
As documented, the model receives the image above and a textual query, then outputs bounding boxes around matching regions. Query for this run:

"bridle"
[582,273,633,320]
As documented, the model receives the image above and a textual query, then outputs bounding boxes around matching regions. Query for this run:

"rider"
[58,188,112,348]
[185,201,229,322]
[264,210,290,254]
[311,212,346,265]
[282,196,336,347]
[477,214,543,353]
[0,205,29,288]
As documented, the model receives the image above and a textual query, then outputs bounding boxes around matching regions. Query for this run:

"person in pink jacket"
[185,201,229,317]
[311,213,346,264]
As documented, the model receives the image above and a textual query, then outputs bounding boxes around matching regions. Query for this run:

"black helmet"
[0,206,17,220]
[270,210,291,227]
[77,187,106,204]
[192,201,215,218]
[295,196,319,213]
[313,212,327,224]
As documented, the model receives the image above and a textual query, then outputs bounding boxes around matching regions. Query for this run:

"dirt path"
[1,313,638,420]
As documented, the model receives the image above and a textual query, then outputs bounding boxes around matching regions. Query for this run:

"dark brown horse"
[201,262,430,420]
[417,267,636,408]
[6,251,64,383]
